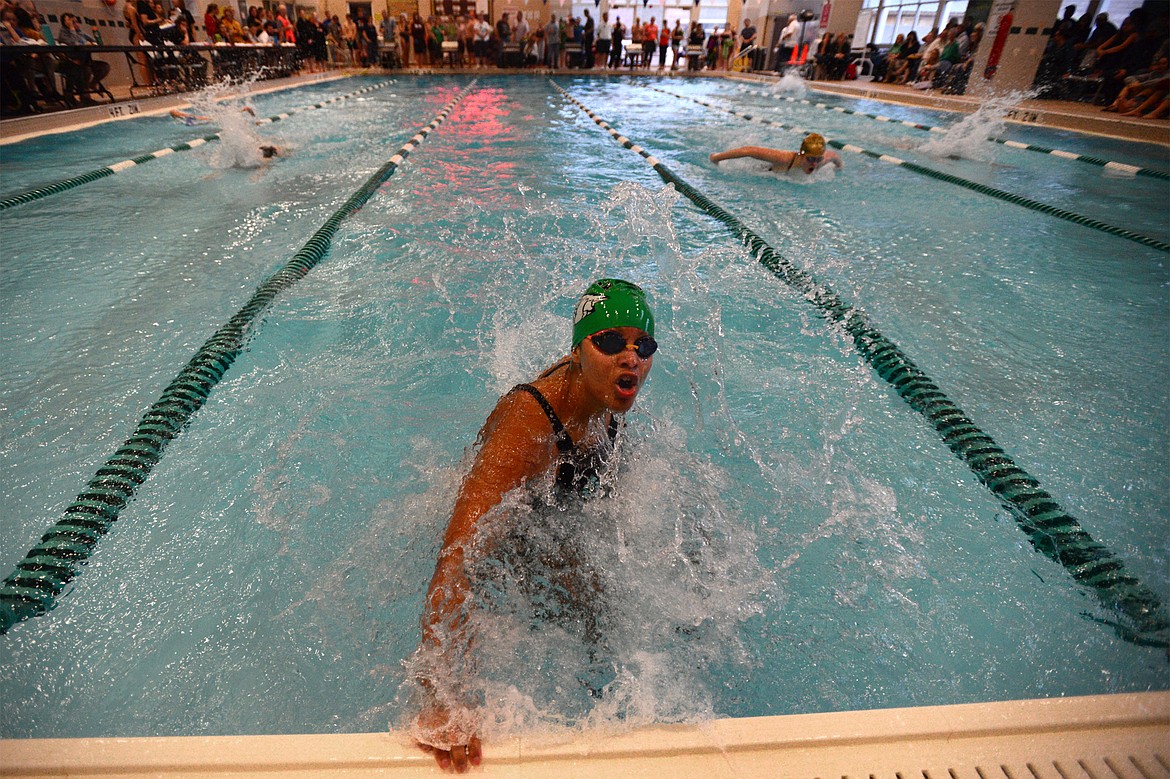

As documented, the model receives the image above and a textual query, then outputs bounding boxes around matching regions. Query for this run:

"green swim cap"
[572,279,655,347]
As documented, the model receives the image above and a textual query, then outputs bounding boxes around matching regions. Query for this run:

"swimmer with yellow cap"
[710,132,843,175]
[412,279,657,773]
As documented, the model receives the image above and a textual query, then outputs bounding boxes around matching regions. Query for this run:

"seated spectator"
[876,33,904,82]
[1105,55,1169,115]
[56,12,111,105]
[1,6,44,113]
[1098,13,1167,105]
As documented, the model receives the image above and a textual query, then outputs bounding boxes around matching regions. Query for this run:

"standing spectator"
[514,10,528,45]
[125,0,144,42]
[609,16,624,68]
[596,12,611,68]
[705,26,719,70]
[358,13,379,67]
[657,19,670,69]
[629,17,642,67]
[137,0,164,45]
[670,20,683,70]
[642,17,657,68]
[274,4,295,44]
[775,14,798,70]
[474,12,491,67]
[581,9,594,69]
[410,12,427,65]
[343,15,358,65]
[738,18,756,70]
[545,14,559,68]
[688,21,704,71]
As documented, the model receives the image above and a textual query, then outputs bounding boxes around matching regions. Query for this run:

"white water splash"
[770,71,809,97]
[918,90,1036,162]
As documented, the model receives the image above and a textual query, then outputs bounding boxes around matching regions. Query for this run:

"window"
[854,0,968,46]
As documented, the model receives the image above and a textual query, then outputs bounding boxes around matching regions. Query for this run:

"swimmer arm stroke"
[709,145,843,172]
[415,392,555,773]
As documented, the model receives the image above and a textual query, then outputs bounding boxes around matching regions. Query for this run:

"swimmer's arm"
[709,146,795,168]
[415,393,551,771]
[827,149,844,168]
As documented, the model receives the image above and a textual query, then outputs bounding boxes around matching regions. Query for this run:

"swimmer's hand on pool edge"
[414,699,482,773]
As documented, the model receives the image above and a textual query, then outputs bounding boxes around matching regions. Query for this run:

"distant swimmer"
[710,132,843,175]
[170,108,211,126]
[169,105,258,126]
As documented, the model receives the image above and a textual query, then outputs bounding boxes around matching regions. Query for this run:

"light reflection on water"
[0,76,1166,740]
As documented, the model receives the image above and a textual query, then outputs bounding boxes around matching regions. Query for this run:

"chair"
[58,53,115,105]
[440,40,459,67]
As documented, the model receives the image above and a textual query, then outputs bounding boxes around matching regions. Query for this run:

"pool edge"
[2,691,1167,777]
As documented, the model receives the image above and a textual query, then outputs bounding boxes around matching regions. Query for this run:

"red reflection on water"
[390,86,523,210]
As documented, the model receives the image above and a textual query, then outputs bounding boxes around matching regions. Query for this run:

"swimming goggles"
[589,330,658,358]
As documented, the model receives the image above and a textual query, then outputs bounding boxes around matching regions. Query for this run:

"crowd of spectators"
[4,2,1168,120]
[379,10,762,73]
[1033,4,1167,119]
[816,17,985,95]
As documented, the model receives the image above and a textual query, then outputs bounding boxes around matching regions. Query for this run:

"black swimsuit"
[510,383,619,494]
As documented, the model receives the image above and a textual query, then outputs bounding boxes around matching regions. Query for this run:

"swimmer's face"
[576,326,654,414]
[799,153,824,173]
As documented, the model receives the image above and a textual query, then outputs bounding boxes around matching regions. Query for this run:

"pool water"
[0,75,1167,740]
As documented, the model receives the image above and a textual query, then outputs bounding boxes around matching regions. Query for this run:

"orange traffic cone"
[788,45,799,64]
[797,43,809,64]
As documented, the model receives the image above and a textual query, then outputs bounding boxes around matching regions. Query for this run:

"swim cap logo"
[574,293,606,325]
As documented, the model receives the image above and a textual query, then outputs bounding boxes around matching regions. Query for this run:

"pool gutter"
[2,691,1167,778]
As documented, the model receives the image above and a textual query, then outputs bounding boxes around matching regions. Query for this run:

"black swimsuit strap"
[512,384,574,454]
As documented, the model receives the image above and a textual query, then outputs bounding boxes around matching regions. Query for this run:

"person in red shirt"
[642,17,657,68]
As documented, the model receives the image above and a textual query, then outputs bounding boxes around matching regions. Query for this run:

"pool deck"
[1,691,1167,778]
[2,67,1168,147]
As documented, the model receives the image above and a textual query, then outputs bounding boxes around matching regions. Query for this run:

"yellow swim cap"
[800,133,825,156]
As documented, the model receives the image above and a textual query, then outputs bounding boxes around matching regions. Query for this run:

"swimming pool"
[0,74,1167,741]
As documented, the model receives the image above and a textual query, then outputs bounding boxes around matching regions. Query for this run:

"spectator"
[596,12,611,68]
[581,8,594,69]
[358,13,379,67]
[544,14,559,68]
[670,20,683,70]
[739,18,756,70]
[172,0,196,40]
[609,16,624,68]
[776,14,798,70]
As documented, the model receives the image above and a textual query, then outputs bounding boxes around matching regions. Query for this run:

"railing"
[1,42,311,109]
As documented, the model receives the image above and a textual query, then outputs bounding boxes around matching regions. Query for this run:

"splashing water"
[770,71,809,97]
[183,78,280,169]
[917,90,1036,162]
[392,181,771,749]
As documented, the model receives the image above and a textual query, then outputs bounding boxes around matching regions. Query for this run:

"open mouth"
[615,374,639,397]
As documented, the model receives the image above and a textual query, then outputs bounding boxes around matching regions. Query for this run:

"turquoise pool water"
[1,75,1167,740]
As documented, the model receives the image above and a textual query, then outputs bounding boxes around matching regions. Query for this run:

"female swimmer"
[411,279,657,773]
[710,132,843,175]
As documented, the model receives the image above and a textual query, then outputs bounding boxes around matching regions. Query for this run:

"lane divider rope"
[0,79,394,213]
[644,85,1170,253]
[731,84,1169,181]
[552,79,1169,649]
[0,80,478,635]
